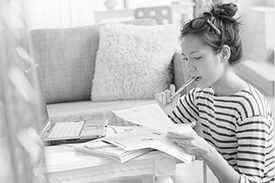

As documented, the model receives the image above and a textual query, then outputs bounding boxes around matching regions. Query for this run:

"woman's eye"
[194,56,202,60]
[182,57,188,61]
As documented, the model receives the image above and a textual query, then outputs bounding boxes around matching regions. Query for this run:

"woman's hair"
[180,3,242,65]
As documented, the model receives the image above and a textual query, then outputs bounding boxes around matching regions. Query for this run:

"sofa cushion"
[30,26,99,104]
[91,23,179,101]
[30,18,158,104]
[47,99,155,126]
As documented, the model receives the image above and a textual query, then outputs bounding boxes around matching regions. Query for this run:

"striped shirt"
[169,84,275,183]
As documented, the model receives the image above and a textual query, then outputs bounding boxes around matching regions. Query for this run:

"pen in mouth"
[195,76,202,81]
[169,76,201,101]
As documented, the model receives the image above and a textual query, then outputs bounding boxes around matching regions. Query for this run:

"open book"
[75,140,153,163]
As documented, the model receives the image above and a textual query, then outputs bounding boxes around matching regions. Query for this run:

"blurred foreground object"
[0,1,48,183]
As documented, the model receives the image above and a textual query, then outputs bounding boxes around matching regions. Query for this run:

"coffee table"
[0,126,177,183]
[45,144,176,183]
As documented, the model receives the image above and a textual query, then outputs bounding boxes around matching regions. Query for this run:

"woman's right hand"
[154,84,180,116]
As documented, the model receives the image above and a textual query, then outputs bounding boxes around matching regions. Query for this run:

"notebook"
[25,63,107,145]
[76,140,154,163]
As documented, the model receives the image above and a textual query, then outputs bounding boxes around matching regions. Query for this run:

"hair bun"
[212,3,238,18]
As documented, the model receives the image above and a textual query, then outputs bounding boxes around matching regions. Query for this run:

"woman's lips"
[195,76,202,81]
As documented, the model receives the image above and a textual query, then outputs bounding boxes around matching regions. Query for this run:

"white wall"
[265,0,274,7]
[237,0,264,16]
[237,0,274,61]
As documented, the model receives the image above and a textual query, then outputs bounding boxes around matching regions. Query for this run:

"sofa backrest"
[29,18,157,104]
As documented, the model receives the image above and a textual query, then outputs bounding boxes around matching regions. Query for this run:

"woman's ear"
[220,45,231,62]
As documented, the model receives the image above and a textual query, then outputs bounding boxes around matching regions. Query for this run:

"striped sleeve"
[236,115,275,183]
[169,88,200,124]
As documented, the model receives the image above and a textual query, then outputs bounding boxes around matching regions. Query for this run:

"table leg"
[155,176,174,183]
[153,154,176,183]
[203,161,207,183]
[142,175,155,183]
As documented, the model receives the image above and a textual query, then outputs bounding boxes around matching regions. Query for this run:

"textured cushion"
[30,26,100,104]
[91,23,179,101]
[30,18,158,104]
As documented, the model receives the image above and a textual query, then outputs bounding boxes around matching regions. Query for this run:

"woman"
[155,3,274,183]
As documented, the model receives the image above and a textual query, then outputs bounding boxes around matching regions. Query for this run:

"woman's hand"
[166,122,210,159]
[154,84,180,116]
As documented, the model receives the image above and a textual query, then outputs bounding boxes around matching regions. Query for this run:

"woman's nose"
[187,61,195,74]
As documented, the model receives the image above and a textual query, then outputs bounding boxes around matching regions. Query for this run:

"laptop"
[25,63,107,145]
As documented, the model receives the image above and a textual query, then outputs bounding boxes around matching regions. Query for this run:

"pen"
[85,140,111,149]
[168,76,199,102]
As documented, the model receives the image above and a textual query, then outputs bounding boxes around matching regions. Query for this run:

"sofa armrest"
[172,51,195,94]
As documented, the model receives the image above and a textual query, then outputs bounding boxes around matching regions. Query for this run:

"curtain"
[23,0,107,29]
[23,0,173,30]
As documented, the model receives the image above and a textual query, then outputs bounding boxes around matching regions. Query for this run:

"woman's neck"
[211,67,248,96]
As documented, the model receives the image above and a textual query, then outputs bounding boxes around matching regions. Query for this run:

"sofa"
[29,18,191,126]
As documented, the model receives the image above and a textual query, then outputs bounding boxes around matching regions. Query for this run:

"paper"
[75,140,153,163]
[110,104,195,163]
[113,103,176,134]
[103,129,156,150]
[103,130,193,164]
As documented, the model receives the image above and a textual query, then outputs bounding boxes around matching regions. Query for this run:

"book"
[75,140,154,163]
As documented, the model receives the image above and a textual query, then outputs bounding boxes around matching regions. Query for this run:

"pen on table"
[84,140,111,149]
[168,76,199,102]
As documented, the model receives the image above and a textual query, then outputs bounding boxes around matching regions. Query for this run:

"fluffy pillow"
[91,23,179,101]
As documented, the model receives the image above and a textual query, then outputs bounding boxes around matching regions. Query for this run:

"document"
[112,103,176,134]
[102,129,193,164]
[110,104,195,164]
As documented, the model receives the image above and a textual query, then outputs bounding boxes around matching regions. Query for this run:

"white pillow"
[91,22,179,101]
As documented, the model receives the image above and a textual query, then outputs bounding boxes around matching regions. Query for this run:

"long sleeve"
[168,85,275,182]
[236,116,274,183]
[168,88,200,124]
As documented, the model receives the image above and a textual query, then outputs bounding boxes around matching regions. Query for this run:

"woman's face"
[180,34,224,89]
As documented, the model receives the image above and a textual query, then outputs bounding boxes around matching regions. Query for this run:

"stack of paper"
[76,104,194,164]
[75,140,153,163]
[110,103,193,163]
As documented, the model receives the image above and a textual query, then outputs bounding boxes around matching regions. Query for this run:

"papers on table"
[110,104,194,163]
[112,103,176,134]
[103,129,193,164]
[75,140,153,163]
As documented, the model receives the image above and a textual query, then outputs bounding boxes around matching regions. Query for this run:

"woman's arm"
[201,143,240,183]
[167,118,274,183]
[167,127,241,183]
